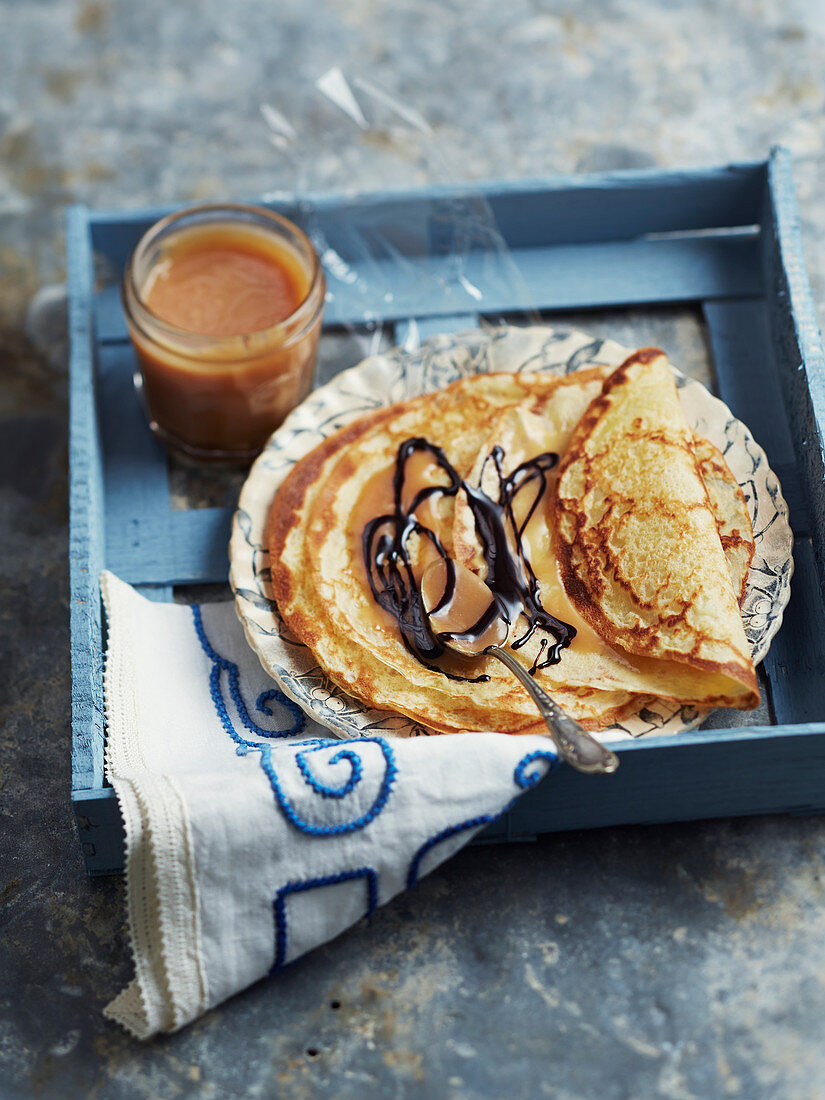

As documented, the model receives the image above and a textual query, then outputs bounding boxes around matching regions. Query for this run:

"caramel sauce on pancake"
[422,558,508,651]
[361,437,576,677]
[515,472,618,660]
[346,455,452,642]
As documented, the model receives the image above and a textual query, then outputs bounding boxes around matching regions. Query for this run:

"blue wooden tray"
[69,147,825,875]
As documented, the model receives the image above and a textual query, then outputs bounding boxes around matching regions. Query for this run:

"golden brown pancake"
[270,372,641,733]
[554,348,759,710]
[269,356,758,734]
[690,434,754,605]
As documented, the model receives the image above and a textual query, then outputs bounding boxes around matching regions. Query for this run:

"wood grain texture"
[762,147,825,601]
[95,234,762,341]
[106,507,233,585]
[67,205,107,794]
[87,162,766,271]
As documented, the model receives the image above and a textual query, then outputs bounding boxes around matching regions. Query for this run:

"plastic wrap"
[258,67,538,366]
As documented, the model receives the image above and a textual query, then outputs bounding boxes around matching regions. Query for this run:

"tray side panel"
[93,235,763,341]
[87,162,767,271]
[67,205,107,796]
[485,723,825,839]
[84,724,825,872]
[762,148,825,603]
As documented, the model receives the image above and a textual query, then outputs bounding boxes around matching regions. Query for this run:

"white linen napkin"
[101,570,559,1039]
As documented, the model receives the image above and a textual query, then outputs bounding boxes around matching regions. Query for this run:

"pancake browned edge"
[268,404,394,675]
[554,347,760,711]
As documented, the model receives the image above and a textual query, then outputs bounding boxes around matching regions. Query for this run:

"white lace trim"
[101,571,208,1038]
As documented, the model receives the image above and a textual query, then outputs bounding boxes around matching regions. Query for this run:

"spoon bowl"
[421,559,619,776]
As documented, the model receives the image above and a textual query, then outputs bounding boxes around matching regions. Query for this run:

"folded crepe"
[269,350,758,735]
[553,348,759,710]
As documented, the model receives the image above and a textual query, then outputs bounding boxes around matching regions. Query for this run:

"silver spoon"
[421,559,619,775]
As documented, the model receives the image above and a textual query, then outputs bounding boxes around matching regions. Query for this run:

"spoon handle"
[486,646,619,775]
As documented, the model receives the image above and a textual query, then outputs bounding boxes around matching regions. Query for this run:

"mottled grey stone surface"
[2,0,825,1097]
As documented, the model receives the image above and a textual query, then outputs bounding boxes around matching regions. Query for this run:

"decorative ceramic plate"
[229,325,793,741]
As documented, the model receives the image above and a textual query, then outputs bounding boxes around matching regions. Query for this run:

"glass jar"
[122,202,325,462]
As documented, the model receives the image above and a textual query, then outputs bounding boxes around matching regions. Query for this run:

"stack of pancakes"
[269,348,759,735]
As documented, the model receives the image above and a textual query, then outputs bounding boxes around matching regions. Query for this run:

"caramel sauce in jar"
[122,203,325,461]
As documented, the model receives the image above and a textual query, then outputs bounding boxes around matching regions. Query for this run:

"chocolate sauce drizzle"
[362,437,576,680]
